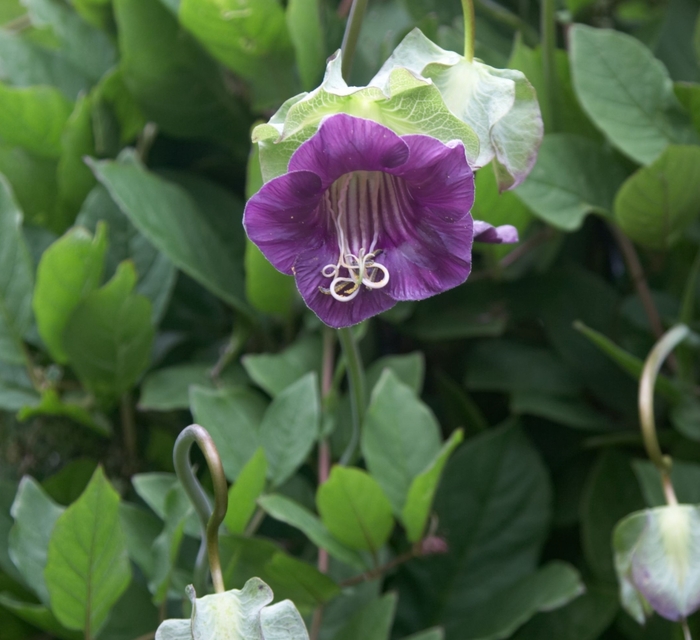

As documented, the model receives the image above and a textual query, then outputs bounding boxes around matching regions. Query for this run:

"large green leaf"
[316,466,394,553]
[178,0,297,109]
[286,0,325,91]
[90,154,249,313]
[0,363,39,411]
[0,175,34,365]
[76,185,176,324]
[515,134,626,231]
[366,352,425,395]
[614,145,700,249]
[259,372,320,487]
[0,594,79,640]
[570,25,697,164]
[361,370,442,515]
[257,494,366,569]
[62,261,154,402]
[189,386,267,482]
[8,477,64,605]
[44,467,132,635]
[0,83,73,157]
[399,425,552,639]
[114,0,250,147]
[33,224,107,363]
[335,593,397,640]
[225,448,267,535]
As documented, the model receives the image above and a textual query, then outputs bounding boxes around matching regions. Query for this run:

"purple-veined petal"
[473,220,519,244]
[293,245,396,328]
[243,170,325,274]
[289,114,410,188]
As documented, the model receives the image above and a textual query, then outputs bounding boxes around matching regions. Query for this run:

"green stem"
[210,321,249,383]
[639,325,690,505]
[340,0,370,80]
[338,327,366,466]
[682,619,693,640]
[540,0,558,132]
[173,424,229,594]
[461,0,476,60]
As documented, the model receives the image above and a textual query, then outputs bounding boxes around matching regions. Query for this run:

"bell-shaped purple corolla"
[244,114,517,328]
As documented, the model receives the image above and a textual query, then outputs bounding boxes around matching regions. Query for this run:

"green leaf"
[190,386,266,482]
[570,24,697,164]
[581,449,644,583]
[71,0,112,30]
[286,0,325,91]
[335,593,397,640]
[0,83,73,157]
[464,562,584,639]
[77,185,176,324]
[316,466,394,553]
[242,335,321,397]
[402,430,464,542]
[259,372,320,487]
[366,352,425,395]
[257,494,366,569]
[0,175,34,365]
[54,94,96,233]
[33,224,108,364]
[118,503,161,580]
[44,466,132,635]
[675,82,700,134]
[0,364,39,411]
[633,459,700,507]
[178,0,297,109]
[42,458,97,506]
[90,154,249,314]
[225,448,267,535]
[0,594,80,640]
[139,363,246,411]
[17,389,111,436]
[62,261,154,402]
[515,134,627,231]
[114,0,250,147]
[362,370,442,515]
[155,578,310,640]
[405,424,552,638]
[512,585,618,640]
[401,630,444,640]
[614,145,700,250]
[8,477,64,605]
[510,391,614,431]
[23,0,116,82]
[374,29,542,189]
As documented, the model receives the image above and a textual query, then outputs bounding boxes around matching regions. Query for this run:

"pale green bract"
[155,578,310,640]
[613,505,700,624]
[373,29,543,191]
[253,52,480,183]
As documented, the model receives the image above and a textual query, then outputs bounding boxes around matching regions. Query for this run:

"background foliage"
[1,0,700,638]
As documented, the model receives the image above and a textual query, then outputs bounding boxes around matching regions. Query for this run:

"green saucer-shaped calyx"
[155,578,309,640]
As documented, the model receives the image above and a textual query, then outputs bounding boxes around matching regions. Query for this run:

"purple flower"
[244,114,517,328]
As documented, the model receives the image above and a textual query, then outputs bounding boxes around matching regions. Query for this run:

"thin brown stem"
[340,546,420,588]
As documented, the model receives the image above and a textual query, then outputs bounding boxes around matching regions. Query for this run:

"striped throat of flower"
[318,170,408,302]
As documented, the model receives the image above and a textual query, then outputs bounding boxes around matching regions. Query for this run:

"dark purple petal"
[473,220,519,244]
[288,114,410,188]
[293,245,396,328]
[243,170,324,274]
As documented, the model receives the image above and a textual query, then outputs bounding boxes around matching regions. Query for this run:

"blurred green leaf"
[0,594,79,640]
[17,389,111,436]
[286,0,325,91]
[91,153,250,314]
[366,352,425,395]
[44,467,131,635]
[178,0,296,109]
[42,458,97,506]
[675,82,700,133]
[242,335,321,397]
[402,430,464,542]
[259,372,320,487]
[401,630,444,640]
[258,493,366,569]
[118,503,162,579]
[633,459,700,507]
[570,25,697,164]
[0,175,34,365]
[362,370,442,515]
[190,386,266,482]
[225,448,267,535]
[316,466,394,553]
[71,0,112,31]
[516,134,626,231]
[8,477,64,605]
[33,223,107,364]
[0,364,38,411]
[114,0,250,147]
[581,449,645,583]
[614,145,700,250]
[335,593,397,640]
[63,261,154,402]
[510,391,614,431]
